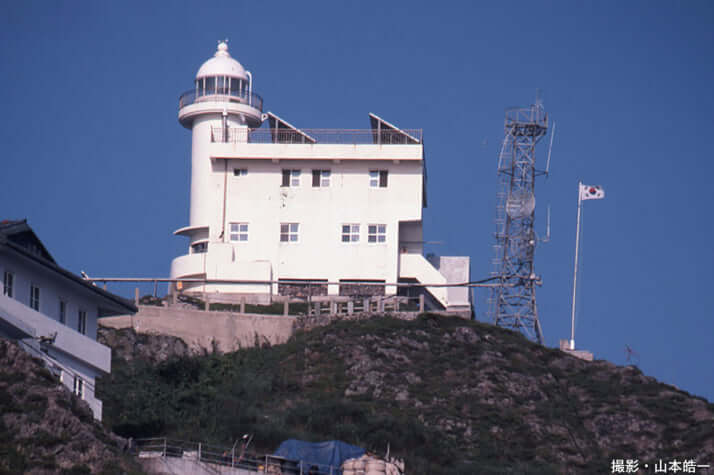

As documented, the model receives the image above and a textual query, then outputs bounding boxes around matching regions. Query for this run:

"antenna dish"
[506,190,535,219]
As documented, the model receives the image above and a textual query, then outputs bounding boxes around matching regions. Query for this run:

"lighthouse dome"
[196,42,248,80]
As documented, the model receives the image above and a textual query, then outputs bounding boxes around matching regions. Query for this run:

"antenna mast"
[488,102,550,343]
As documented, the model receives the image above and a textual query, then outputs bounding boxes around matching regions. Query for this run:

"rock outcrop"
[0,338,143,474]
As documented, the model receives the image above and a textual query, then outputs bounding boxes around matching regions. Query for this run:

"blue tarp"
[273,439,365,473]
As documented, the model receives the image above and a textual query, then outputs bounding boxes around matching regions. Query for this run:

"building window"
[312,170,331,187]
[30,284,40,311]
[73,376,84,399]
[281,169,300,187]
[341,224,360,243]
[233,168,247,177]
[78,310,87,335]
[230,222,249,242]
[280,223,299,242]
[368,224,387,243]
[59,300,66,324]
[369,170,388,188]
[191,242,208,254]
[3,271,13,298]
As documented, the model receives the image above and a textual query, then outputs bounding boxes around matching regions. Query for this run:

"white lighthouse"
[170,42,471,314]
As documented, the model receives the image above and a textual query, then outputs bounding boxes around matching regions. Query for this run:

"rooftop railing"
[211,127,423,145]
[504,104,548,137]
[179,88,264,112]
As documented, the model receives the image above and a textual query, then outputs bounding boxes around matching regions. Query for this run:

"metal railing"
[133,437,341,474]
[179,88,264,112]
[211,127,422,145]
[504,104,548,136]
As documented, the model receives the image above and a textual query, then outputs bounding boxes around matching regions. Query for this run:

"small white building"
[170,42,471,313]
[0,220,137,420]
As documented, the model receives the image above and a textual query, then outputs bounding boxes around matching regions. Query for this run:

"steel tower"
[488,103,549,343]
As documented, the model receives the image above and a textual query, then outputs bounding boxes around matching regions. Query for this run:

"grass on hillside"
[96,314,712,475]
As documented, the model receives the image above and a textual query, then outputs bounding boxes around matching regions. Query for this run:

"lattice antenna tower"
[488,101,549,343]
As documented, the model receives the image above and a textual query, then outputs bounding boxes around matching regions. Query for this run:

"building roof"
[0,220,55,263]
[0,219,137,315]
[196,41,248,80]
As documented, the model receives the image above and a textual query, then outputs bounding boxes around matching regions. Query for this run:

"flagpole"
[570,181,583,350]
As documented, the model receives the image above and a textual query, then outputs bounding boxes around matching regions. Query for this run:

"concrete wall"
[100,305,295,353]
[437,256,471,308]
[138,455,257,475]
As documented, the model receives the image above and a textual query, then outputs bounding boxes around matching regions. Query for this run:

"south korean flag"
[580,184,605,201]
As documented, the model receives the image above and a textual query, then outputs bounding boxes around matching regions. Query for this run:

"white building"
[0,220,137,420]
[170,42,471,313]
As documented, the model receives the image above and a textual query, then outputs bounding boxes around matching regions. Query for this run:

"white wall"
[0,252,101,338]
[0,249,114,420]
[173,135,426,296]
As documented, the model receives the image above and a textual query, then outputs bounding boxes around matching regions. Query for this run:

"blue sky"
[2,1,712,401]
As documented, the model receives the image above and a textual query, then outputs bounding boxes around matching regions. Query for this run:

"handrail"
[211,127,423,145]
[179,88,264,112]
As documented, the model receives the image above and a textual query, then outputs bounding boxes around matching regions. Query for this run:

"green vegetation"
[96,314,714,475]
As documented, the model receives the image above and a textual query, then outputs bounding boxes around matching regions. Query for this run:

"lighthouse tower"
[177,41,263,246]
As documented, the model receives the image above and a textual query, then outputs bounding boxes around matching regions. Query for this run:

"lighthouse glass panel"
[205,77,216,95]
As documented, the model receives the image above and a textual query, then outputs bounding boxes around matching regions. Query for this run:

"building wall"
[0,250,112,420]
[1,252,101,339]
[173,134,425,296]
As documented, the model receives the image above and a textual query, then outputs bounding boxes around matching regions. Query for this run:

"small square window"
[369,170,379,187]
[191,242,208,254]
[369,170,388,188]
[368,224,387,243]
[341,224,360,243]
[230,222,249,242]
[282,169,301,187]
[233,168,247,177]
[312,170,331,187]
[280,223,299,242]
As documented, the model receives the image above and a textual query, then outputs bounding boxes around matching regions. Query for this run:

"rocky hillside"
[97,325,189,364]
[0,338,144,475]
[97,314,714,474]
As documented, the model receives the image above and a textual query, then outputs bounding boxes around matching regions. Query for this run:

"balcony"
[179,88,263,112]
[178,88,264,128]
[170,252,207,280]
